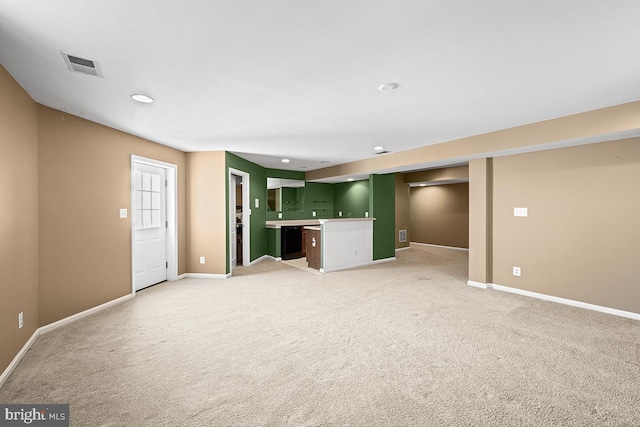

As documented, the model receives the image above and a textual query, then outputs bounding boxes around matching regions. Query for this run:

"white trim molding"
[250,255,271,265]
[1,293,132,388]
[411,242,469,252]
[467,280,489,289]
[0,330,39,388]
[489,283,640,321]
[182,273,230,279]
[39,294,133,335]
[228,167,251,272]
[395,246,411,252]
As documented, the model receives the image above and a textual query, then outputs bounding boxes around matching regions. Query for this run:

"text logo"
[0,405,68,427]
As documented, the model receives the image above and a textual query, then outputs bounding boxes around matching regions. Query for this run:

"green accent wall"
[266,227,281,258]
[333,180,369,218]
[226,152,267,272]
[265,168,305,180]
[369,173,396,260]
[305,182,334,219]
[281,187,299,211]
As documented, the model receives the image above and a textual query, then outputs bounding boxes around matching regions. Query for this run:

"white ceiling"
[1,0,639,174]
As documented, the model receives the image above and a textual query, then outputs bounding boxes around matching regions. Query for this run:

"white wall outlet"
[278,212,282,219]
[365,211,369,218]
[514,207,528,217]
[254,198,259,208]
[199,256,205,264]
[119,208,128,219]
[18,312,23,329]
[513,266,521,277]
[338,211,342,217]
[312,211,317,217]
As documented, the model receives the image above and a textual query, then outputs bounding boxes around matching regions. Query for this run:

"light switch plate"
[514,207,528,217]
[119,208,128,219]
[513,266,521,276]
[312,211,317,217]
[199,257,205,264]
[365,211,369,218]
[338,211,342,217]
[278,212,282,219]
[255,198,259,208]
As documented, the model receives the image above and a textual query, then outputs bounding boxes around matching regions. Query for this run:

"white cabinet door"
[133,163,167,291]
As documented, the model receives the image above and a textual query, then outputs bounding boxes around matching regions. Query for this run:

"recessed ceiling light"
[374,146,385,151]
[378,83,398,92]
[281,158,290,163]
[131,94,154,103]
[420,184,427,187]
[347,178,354,182]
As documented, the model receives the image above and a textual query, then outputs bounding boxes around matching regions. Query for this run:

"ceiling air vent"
[61,51,103,77]
[375,150,391,155]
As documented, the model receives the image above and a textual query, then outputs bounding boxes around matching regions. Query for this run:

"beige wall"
[404,165,469,183]
[37,106,187,325]
[307,102,640,181]
[0,66,39,374]
[394,174,410,249]
[468,159,492,284]
[186,152,227,274]
[492,138,640,313]
[410,183,469,248]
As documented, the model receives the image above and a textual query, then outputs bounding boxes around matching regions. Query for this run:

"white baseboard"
[39,294,133,335]
[249,255,271,265]
[1,293,133,388]
[395,246,411,252]
[175,273,187,280]
[264,255,282,261]
[410,242,469,252]
[467,280,489,289]
[0,329,39,388]
[489,283,640,321]
[321,257,396,273]
[182,273,230,279]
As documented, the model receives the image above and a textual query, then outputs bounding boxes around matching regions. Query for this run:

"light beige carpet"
[1,245,639,426]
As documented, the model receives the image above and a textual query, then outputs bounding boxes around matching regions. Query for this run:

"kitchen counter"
[266,219,320,228]
[265,218,377,272]
[266,217,374,228]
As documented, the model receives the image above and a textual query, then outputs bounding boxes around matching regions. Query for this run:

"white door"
[133,163,167,291]
[230,174,237,270]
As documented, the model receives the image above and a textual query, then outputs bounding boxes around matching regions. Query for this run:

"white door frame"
[131,155,178,295]
[229,167,250,273]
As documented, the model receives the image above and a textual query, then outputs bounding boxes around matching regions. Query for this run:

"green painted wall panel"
[304,182,334,219]
[333,180,369,218]
[369,173,396,260]
[266,227,281,258]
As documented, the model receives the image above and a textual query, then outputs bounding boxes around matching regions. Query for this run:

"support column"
[468,158,493,286]
[369,173,396,260]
